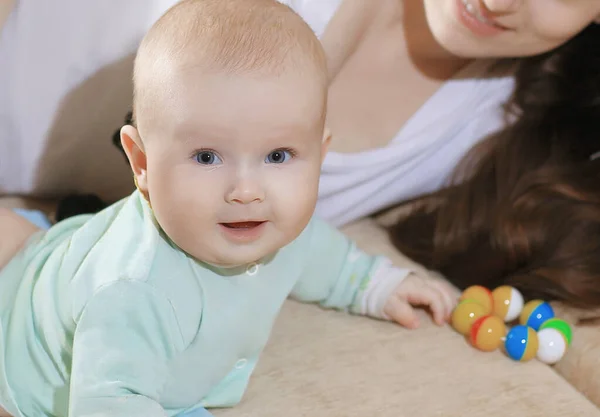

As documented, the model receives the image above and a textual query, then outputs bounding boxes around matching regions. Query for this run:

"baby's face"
[140,71,327,267]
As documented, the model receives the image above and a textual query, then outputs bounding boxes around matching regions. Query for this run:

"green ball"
[540,318,572,346]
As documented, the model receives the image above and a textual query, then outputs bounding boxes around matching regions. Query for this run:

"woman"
[390,22,600,307]
[282,0,600,307]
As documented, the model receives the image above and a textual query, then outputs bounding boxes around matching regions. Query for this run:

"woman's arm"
[319,0,381,84]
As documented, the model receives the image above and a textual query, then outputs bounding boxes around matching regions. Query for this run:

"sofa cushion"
[213,299,600,417]
[554,320,600,408]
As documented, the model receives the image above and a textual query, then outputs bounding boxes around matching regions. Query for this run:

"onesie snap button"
[246,262,259,276]
[235,358,248,369]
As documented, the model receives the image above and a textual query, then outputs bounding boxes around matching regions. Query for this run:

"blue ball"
[527,302,555,331]
[505,325,538,361]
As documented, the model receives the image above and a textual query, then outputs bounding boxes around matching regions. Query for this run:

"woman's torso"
[299,0,514,225]
[325,0,454,153]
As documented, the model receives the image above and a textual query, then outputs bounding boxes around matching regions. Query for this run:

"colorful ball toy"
[491,285,524,322]
[451,300,487,335]
[536,328,567,364]
[505,325,539,362]
[536,318,573,364]
[459,285,494,315]
[469,315,507,352]
[540,318,572,346]
[519,300,555,331]
[451,285,572,365]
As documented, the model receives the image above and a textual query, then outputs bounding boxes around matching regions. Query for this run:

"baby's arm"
[68,281,187,417]
[290,217,456,327]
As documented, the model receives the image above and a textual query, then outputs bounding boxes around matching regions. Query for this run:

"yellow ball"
[469,315,507,352]
[451,300,487,335]
[460,285,494,315]
[521,329,539,361]
[492,285,524,322]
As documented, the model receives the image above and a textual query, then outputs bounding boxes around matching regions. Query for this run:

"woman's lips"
[457,0,509,37]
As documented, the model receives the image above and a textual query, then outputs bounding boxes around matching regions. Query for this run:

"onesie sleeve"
[290,216,411,319]
[68,280,188,417]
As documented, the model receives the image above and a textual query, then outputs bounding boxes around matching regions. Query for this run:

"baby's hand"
[383,273,459,329]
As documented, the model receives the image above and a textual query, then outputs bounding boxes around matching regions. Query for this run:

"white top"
[317,61,513,226]
[278,0,514,226]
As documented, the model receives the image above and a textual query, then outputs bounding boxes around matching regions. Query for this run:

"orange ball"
[460,285,494,315]
[451,300,487,335]
[469,315,507,352]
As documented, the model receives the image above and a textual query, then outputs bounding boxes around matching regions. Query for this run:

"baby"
[0,0,457,416]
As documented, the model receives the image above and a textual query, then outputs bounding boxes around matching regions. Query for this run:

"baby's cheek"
[149,173,216,247]
[271,170,318,226]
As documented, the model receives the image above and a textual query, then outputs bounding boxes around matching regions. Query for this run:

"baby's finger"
[406,286,447,326]
[430,280,458,319]
[384,297,420,329]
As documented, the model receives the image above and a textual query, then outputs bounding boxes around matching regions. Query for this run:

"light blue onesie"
[0,191,408,417]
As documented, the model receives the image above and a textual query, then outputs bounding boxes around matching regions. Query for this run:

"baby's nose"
[226,177,265,204]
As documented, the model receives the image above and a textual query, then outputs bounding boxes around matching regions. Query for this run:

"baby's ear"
[321,128,332,163]
[120,125,149,195]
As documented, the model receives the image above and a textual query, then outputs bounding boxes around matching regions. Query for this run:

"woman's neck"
[400,0,473,80]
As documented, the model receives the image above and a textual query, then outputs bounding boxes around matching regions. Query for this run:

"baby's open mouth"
[220,221,265,229]
[219,221,267,242]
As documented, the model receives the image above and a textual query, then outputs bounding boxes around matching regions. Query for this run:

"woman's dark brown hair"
[390,23,600,308]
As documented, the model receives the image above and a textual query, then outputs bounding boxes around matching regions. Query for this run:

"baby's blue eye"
[195,151,222,165]
[265,149,292,164]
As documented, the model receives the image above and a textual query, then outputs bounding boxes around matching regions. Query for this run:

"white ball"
[505,287,524,322]
[537,328,567,365]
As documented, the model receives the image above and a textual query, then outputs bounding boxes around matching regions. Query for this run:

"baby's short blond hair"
[132,0,328,127]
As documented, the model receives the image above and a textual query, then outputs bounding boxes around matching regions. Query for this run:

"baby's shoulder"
[72,265,204,349]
